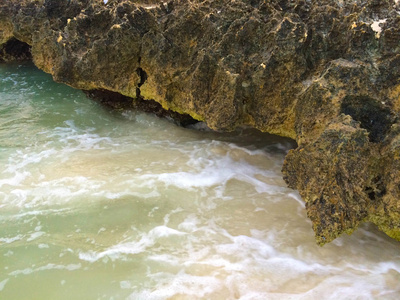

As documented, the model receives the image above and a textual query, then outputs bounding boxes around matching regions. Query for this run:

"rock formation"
[1,0,400,245]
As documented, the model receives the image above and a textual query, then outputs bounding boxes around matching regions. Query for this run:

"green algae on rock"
[1,0,400,245]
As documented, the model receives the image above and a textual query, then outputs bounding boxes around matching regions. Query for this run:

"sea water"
[0,63,399,299]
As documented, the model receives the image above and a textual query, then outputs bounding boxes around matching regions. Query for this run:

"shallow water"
[0,63,399,299]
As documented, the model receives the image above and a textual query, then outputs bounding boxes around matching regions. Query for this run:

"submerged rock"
[1,0,400,245]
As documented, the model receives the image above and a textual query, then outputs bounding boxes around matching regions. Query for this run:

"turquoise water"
[0,63,399,299]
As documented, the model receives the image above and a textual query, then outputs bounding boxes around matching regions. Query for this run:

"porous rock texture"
[1,0,400,245]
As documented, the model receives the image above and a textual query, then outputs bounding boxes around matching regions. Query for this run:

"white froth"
[4,149,58,173]
[79,226,187,262]
[99,189,161,200]
[2,177,100,208]
[26,231,45,242]
[3,207,72,220]
[128,272,223,299]
[48,124,114,150]
[9,263,82,276]
[178,214,200,232]
[0,234,24,244]
[139,153,285,196]
[0,279,9,292]
[0,171,31,189]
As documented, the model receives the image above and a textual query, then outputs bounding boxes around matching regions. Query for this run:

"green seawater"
[0,63,399,299]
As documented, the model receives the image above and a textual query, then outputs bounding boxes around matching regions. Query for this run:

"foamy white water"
[0,63,399,299]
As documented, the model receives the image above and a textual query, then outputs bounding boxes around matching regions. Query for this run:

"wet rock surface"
[1,0,400,245]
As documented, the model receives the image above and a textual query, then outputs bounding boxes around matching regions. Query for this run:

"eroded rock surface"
[1,0,400,245]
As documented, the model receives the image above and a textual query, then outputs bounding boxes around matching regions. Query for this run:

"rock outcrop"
[1,0,400,245]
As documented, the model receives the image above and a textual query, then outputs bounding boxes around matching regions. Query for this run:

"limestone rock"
[1,0,400,245]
